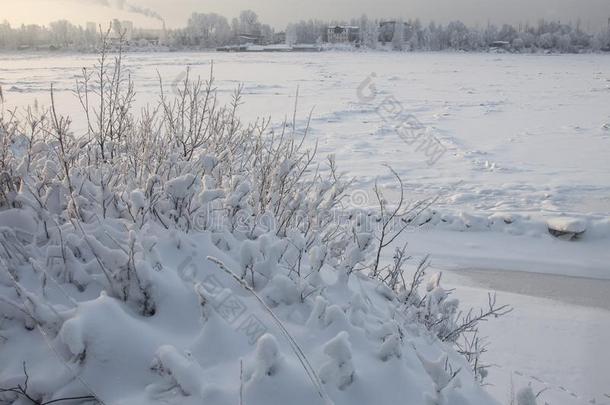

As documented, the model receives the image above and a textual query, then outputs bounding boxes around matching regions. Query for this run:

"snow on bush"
[0,40,504,404]
[319,331,355,390]
[150,345,206,397]
[249,333,282,380]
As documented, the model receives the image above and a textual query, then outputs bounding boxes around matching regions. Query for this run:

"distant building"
[238,33,264,45]
[490,41,510,49]
[121,20,134,41]
[134,26,167,47]
[327,25,360,43]
[273,32,286,44]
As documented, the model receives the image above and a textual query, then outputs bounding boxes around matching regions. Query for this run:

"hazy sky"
[2,0,610,31]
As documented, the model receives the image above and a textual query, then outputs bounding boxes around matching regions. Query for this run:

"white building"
[327,26,360,43]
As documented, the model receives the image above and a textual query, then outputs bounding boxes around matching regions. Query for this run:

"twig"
[207,256,333,405]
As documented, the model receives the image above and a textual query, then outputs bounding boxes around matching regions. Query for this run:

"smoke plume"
[114,0,164,22]
[68,0,164,22]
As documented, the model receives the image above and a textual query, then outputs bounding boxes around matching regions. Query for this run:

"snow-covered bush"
[319,331,354,390]
[0,40,505,405]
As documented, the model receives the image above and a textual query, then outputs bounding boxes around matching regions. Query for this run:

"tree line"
[286,16,610,52]
[1,10,609,52]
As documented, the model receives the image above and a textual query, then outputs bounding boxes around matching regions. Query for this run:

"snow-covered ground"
[1,50,609,404]
[443,269,610,405]
[2,51,610,216]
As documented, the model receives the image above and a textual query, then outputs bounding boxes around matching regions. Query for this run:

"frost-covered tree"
[356,14,378,48]
[239,9,261,36]
[391,20,405,50]
[49,20,72,48]
[537,32,554,49]
[186,12,232,47]
[498,24,518,43]
[286,20,326,44]
[447,20,469,50]
[406,18,422,50]
[512,37,525,51]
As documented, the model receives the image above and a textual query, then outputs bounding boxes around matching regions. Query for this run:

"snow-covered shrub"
[150,345,206,397]
[0,39,504,405]
[319,331,355,390]
[249,333,282,380]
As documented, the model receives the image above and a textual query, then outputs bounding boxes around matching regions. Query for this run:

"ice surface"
[1,51,609,217]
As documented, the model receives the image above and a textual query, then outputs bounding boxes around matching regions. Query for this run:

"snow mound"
[0,219,498,404]
[406,207,610,241]
[546,216,586,233]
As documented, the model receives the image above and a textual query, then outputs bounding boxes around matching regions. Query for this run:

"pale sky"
[1,0,609,31]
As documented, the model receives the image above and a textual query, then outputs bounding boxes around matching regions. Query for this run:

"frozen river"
[2,51,610,218]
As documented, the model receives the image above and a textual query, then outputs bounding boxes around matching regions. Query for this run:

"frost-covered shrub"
[150,345,206,396]
[249,333,282,380]
[319,331,355,390]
